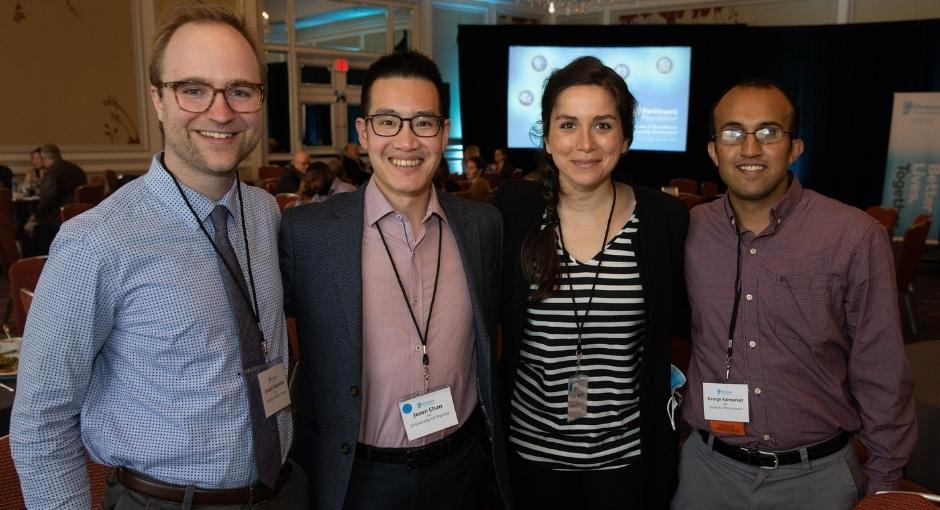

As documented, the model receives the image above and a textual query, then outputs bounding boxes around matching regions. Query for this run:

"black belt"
[699,430,850,469]
[356,408,481,469]
[113,463,290,505]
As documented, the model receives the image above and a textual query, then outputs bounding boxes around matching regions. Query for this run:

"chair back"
[670,178,699,195]
[679,193,706,209]
[275,193,300,211]
[262,178,280,195]
[853,492,939,509]
[701,181,721,199]
[0,435,26,509]
[913,213,933,226]
[896,218,931,292]
[9,256,47,335]
[19,288,34,318]
[258,166,285,181]
[104,169,119,193]
[74,184,104,205]
[60,202,94,223]
[87,175,106,187]
[865,206,900,233]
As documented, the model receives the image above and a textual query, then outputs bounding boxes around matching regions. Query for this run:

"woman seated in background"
[292,161,332,206]
[493,56,689,510]
[464,156,492,202]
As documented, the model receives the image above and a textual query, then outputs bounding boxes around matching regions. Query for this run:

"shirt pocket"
[771,274,837,343]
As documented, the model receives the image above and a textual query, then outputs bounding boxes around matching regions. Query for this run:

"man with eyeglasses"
[671,79,915,510]
[11,4,306,508]
[280,50,511,509]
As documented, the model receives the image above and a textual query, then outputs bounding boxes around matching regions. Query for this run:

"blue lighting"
[295,7,386,30]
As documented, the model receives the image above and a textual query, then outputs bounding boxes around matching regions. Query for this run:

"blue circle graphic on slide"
[531,55,547,72]
[402,403,413,414]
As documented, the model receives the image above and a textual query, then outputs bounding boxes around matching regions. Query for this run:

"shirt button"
[763,433,771,441]
[754,387,762,395]
[350,386,360,397]
[745,293,753,301]
[749,248,757,255]
[748,340,756,348]
[415,345,422,351]
[340,443,351,454]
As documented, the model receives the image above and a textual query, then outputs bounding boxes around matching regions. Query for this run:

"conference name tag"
[702,382,749,423]
[399,387,459,441]
[258,363,291,418]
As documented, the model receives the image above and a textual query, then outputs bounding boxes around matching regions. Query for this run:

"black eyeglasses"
[365,114,446,137]
[714,125,790,145]
[161,81,265,113]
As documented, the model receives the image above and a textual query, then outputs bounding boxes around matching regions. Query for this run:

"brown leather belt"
[113,463,290,505]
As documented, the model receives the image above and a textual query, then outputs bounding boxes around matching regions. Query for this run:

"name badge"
[702,382,749,423]
[258,363,291,418]
[398,387,459,441]
[567,375,589,422]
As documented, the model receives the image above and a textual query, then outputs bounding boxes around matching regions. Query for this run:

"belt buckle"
[756,450,779,470]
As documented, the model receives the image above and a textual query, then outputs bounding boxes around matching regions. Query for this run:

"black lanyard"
[725,222,745,380]
[165,165,262,327]
[557,181,617,375]
[375,215,443,393]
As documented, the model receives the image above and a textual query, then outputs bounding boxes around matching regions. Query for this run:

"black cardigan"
[493,179,690,509]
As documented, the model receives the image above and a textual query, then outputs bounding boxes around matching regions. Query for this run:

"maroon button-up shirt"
[683,176,916,493]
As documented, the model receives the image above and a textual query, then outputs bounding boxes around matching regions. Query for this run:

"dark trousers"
[102,460,308,510]
[510,451,644,510]
[343,429,490,510]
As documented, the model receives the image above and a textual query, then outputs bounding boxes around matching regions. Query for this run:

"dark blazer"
[36,160,86,225]
[493,179,689,509]
[279,184,512,509]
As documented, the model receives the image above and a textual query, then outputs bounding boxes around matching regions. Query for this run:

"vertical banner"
[882,92,940,241]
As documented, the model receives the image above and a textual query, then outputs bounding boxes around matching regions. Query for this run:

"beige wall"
[0,0,141,147]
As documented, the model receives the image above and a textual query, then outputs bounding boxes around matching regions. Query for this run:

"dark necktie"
[209,205,282,488]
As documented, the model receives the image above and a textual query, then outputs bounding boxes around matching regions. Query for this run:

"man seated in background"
[277,150,310,194]
[23,143,87,256]
[16,147,45,197]
[342,142,371,186]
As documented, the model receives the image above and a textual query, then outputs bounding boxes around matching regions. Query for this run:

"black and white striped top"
[509,213,645,470]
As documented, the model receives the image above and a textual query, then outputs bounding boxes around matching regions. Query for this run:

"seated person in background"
[16,147,45,197]
[325,158,356,197]
[0,164,12,189]
[276,151,310,193]
[293,161,332,205]
[463,156,491,202]
[434,159,460,193]
[342,142,370,186]
[24,144,87,256]
[493,147,516,181]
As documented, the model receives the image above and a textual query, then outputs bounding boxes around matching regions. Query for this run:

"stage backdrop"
[881,93,940,241]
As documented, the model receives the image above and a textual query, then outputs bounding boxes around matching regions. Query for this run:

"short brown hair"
[149,2,266,90]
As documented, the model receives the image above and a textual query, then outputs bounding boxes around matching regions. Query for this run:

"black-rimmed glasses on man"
[714,125,790,145]
[161,81,265,114]
[365,114,445,137]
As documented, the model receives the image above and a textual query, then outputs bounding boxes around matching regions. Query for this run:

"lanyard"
[166,165,263,329]
[557,181,616,376]
[375,215,443,393]
[725,223,745,380]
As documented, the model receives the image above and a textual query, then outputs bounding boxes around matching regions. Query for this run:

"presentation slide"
[507,46,692,152]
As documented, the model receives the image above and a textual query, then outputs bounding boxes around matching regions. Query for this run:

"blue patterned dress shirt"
[10,154,293,509]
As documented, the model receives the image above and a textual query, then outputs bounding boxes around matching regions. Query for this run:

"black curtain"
[458,19,940,207]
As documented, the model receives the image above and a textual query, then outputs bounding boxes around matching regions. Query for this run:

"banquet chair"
[258,165,285,181]
[853,492,940,509]
[678,193,706,210]
[276,193,300,211]
[60,202,94,223]
[262,178,280,194]
[670,178,699,195]
[104,170,119,195]
[19,289,34,318]
[865,206,899,234]
[8,256,47,336]
[701,181,721,200]
[74,184,104,205]
[896,218,931,334]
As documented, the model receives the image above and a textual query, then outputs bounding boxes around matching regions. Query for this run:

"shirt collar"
[722,171,803,233]
[363,179,449,227]
[145,152,243,227]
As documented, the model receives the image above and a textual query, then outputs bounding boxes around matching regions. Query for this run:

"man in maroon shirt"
[672,79,916,510]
